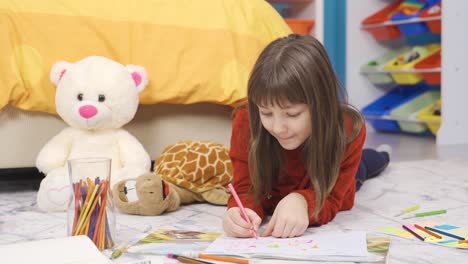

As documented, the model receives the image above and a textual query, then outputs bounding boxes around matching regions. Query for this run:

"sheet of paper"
[205,231,369,260]
[0,235,111,264]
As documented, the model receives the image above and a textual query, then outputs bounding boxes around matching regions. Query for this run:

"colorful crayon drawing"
[367,237,391,252]
[205,231,371,261]
[134,229,221,245]
[121,229,220,256]
[366,237,391,264]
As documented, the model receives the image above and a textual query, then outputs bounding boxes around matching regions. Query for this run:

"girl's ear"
[50,61,73,86]
[126,65,148,93]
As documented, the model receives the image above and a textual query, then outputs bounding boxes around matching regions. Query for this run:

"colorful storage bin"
[390,0,440,36]
[362,84,428,132]
[361,46,412,87]
[390,90,440,133]
[285,19,314,35]
[361,0,403,41]
[384,44,441,85]
[417,99,441,135]
[415,50,441,85]
[419,1,441,34]
[362,0,441,42]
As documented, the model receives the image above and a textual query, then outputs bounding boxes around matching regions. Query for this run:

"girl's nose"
[79,105,98,119]
[272,118,287,135]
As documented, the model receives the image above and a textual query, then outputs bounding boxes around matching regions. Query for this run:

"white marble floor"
[364,131,468,162]
[1,133,468,263]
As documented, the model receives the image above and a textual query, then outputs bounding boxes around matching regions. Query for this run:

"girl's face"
[258,101,312,150]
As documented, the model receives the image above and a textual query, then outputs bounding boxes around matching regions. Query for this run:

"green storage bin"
[390,90,440,133]
[360,46,412,87]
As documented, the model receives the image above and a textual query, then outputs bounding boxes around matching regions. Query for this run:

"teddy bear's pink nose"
[79,105,98,119]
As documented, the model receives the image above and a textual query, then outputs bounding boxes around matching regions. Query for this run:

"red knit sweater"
[227,108,366,226]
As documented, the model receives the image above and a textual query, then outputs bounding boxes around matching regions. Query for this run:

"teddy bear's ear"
[50,61,73,86]
[126,65,148,93]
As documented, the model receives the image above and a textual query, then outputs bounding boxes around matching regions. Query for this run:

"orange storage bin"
[415,50,441,85]
[361,0,403,41]
[285,19,315,35]
[419,2,441,34]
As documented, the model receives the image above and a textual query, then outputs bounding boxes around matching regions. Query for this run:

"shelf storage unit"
[347,0,468,145]
[347,0,446,138]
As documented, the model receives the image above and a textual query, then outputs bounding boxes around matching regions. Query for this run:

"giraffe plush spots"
[112,140,233,216]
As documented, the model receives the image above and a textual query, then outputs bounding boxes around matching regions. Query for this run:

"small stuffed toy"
[112,140,233,216]
[36,56,151,212]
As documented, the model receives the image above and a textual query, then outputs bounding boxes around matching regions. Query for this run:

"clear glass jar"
[67,157,116,250]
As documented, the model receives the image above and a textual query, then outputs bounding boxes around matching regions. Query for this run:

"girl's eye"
[287,112,301,118]
[260,112,272,117]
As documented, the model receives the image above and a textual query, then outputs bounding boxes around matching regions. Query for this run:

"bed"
[0,0,290,171]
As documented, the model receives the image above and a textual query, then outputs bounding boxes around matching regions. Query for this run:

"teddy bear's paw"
[201,188,230,205]
[115,180,139,203]
[36,178,70,212]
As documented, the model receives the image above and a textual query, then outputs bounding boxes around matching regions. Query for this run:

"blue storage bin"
[405,32,441,46]
[272,3,289,17]
[391,0,440,36]
[362,84,429,132]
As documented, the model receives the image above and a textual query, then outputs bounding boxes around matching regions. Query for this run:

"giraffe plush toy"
[112,140,233,215]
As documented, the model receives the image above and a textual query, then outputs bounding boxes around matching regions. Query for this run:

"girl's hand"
[261,193,309,238]
[223,207,262,238]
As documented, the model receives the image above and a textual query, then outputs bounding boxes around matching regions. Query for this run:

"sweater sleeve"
[293,120,366,225]
[227,108,265,219]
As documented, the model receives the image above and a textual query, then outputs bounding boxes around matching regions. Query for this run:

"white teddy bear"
[36,56,151,212]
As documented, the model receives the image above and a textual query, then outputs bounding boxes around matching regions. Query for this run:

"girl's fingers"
[261,214,276,237]
[271,217,286,238]
[245,209,262,231]
[261,222,273,237]
[229,208,253,229]
[289,222,306,238]
[225,214,255,238]
[281,221,295,238]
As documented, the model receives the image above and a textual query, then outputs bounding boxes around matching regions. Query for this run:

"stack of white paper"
[0,235,111,264]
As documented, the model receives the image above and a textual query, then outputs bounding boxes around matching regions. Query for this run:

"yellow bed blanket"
[0,0,290,114]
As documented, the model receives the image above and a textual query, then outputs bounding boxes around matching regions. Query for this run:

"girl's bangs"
[250,69,305,108]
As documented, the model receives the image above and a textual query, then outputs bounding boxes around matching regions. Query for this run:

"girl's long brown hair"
[247,34,362,219]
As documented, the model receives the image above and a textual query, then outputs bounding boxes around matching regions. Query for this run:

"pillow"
[0,0,291,114]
